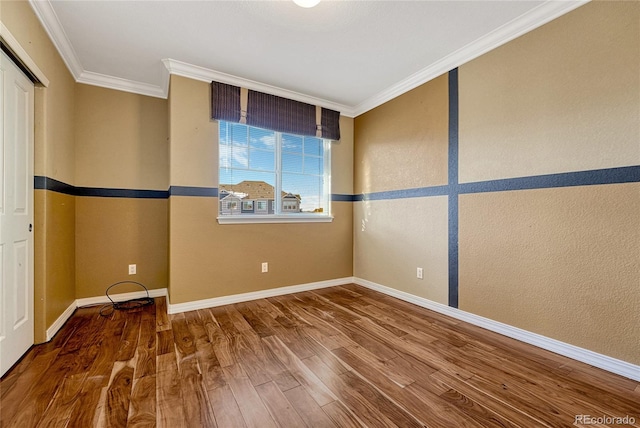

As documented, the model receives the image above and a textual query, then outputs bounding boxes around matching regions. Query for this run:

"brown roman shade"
[211,81,340,141]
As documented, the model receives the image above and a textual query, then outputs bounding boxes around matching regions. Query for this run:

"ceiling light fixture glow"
[293,0,321,8]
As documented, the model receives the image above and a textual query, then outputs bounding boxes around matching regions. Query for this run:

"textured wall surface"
[354,74,449,194]
[354,74,450,305]
[458,1,639,183]
[75,84,169,190]
[74,84,169,297]
[459,184,640,364]
[457,0,640,365]
[168,76,354,304]
[354,0,640,366]
[75,197,168,298]
[354,197,449,304]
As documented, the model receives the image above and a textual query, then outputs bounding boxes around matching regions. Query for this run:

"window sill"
[217,214,333,224]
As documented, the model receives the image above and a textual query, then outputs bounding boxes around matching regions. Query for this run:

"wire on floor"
[78,281,155,316]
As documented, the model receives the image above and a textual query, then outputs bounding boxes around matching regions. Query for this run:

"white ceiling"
[30,0,587,117]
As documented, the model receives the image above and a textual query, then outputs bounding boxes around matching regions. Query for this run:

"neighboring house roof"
[219,193,244,201]
[220,181,301,201]
[283,193,301,201]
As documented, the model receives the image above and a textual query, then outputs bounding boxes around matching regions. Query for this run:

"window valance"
[211,81,340,141]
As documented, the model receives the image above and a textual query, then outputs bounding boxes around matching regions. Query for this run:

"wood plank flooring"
[1,284,638,427]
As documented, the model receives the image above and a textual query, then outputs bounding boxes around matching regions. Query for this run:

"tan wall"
[458,1,640,183]
[169,77,217,188]
[75,198,168,298]
[353,74,450,302]
[457,1,640,365]
[36,191,76,330]
[168,75,353,303]
[354,197,449,305]
[75,84,169,190]
[354,74,449,194]
[169,198,352,303]
[459,184,640,364]
[2,0,77,342]
[74,84,169,297]
[354,1,640,365]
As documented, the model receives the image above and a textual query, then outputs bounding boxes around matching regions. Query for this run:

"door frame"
[1,22,49,351]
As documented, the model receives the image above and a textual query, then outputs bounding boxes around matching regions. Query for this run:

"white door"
[0,50,35,378]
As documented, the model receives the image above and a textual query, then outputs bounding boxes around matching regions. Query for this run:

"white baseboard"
[76,287,168,308]
[45,288,168,341]
[46,300,77,341]
[167,277,355,314]
[353,277,640,382]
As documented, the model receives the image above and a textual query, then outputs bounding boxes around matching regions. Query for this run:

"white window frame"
[218,122,333,224]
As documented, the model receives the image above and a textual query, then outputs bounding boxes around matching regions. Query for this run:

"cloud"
[220,145,248,168]
[250,134,276,150]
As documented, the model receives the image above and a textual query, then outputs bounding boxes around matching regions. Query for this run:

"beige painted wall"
[169,76,218,188]
[34,190,76,338]
[353,74,450,302]
[169,198,353,303]
[354,197,449,305]
[354,1,640,366]
[354,74,449,194]
[457,0,640,365]
[459,1,640,183]
[73,84,169,297]
[3,0,76,342]
[75,84,169,190]
[75,197,168,298]
[168,75,353,303]
[459,184,640,364]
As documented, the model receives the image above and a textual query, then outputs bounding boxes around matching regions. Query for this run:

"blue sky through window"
[219,122,328,213]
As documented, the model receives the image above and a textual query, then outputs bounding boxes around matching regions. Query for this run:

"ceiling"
[30,0,587,117]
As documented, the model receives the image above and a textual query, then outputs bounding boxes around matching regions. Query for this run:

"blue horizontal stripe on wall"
[36,165,640,201]
[34,176,75,195]
[35,176,168,198]
[354,165,640,202]
[457,165,640,194]
[332,194,358,202]
[75,187,169,199]
[169,186,218,197]
[353,185,449,202]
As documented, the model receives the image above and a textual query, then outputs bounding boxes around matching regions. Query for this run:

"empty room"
[0,0,638,426]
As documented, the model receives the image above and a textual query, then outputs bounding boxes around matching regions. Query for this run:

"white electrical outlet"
[262,262,269,273]
[129,264,137,275]
[417,267,423,279]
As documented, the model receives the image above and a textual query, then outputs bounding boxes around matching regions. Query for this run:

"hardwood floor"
[1,284,638,427]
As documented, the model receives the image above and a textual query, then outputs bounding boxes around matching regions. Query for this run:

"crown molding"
[351,0,590,116]
[29,0,588,115]
[77,70,166,99]
[28,0,83,79]
[162,58,355,116]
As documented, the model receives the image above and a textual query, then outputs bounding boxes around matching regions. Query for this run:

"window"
[256,200,268,213]
[218,121,331,223]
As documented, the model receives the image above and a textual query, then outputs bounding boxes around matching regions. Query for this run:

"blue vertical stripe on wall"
[448,68,459,309]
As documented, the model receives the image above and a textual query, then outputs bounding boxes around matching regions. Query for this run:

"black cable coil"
[99,281,155,316]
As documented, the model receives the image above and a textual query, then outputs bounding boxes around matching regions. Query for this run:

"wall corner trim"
[167,277,355,314]
[353,277,640,382]
[45,300,77,341]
